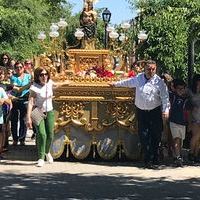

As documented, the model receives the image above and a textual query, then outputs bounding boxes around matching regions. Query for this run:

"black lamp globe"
[102,8,111,49]
[102,8,111,24]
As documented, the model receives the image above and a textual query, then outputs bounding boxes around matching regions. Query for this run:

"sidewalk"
[4,133,37,161]
[1,133,200,200]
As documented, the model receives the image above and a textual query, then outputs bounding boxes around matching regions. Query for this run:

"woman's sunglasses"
[14,66,23,69]
[39,73,48,77]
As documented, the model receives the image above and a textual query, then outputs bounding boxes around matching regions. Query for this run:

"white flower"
[90,72,97,78]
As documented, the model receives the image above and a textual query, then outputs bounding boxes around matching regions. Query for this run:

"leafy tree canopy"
[127,0,200,78]
[0,0,73,60]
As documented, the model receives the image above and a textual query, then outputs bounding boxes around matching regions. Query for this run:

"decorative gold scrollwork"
[52,84,139,160]
[61,101,85,118]
[107,101,133,118]
[55,101,87,129]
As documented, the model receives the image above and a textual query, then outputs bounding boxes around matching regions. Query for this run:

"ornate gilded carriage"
[35,1,141,160]
[45,50,140,160]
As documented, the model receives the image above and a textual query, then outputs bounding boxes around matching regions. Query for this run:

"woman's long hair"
[34,67,50,84]
[0,52,11,67]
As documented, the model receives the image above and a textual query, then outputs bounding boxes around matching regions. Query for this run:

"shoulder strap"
[183,98,188,110]
[171,94,176,106]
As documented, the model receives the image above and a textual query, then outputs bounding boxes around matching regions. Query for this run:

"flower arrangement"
[75,65,139,80]
[77,66,114,78]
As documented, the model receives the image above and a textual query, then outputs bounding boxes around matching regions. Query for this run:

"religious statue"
[80,0,97,49]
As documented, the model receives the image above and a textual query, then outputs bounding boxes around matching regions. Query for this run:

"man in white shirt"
[111,60,170,168]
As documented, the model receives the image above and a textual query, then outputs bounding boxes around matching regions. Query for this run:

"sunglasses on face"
[3,57,8,60]
[39,73,48,77]
[14,66,23,69]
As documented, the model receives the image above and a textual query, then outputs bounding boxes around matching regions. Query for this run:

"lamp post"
[37,19,71,74]
[135,30,148,61]
[187,24,198,87]
[102,8,111,49]
[188,38,197,87]
[137,30,148,41]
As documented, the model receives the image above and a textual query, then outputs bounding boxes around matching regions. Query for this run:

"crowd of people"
[0,52,55,167]
[111,60,200,168]
[0,52,200,169]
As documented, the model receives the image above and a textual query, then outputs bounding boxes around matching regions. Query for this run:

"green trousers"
[36,110,55,160]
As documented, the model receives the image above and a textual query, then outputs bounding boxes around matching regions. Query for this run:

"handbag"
[31,107,46,126]
[31,84,48,126]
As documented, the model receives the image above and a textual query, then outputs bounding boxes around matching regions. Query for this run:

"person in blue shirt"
[10,61,32,146]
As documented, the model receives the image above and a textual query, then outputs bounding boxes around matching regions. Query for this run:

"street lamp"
[137,30,148,41]
[74,28,85,40]
[188,38,197,87]
[188,24,198,87]
[37,19,70,74]
[102,8,111,49]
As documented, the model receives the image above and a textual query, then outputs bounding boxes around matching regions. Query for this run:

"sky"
[68,0,136,25]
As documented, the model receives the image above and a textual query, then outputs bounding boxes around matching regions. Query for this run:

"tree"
[0,0,49,59]
[127,0,200,79]
[0,0,74,60]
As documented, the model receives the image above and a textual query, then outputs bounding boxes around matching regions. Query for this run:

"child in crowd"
[0,86,11,160]
[0,67,13,150]
[169,79,190,167]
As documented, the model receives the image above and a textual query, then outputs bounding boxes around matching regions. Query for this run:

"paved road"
[1,137,200,200]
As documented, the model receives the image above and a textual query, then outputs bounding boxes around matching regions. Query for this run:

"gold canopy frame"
[67,49,111,73]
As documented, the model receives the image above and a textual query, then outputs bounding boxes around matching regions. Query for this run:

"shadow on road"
[0,171,199,200]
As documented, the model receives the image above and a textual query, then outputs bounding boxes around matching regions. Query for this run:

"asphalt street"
[1,135,200,200]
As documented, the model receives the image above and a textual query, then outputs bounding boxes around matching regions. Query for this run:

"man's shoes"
[144,162,154,169]
[152,158,159,165]
[36,159,45,167]
[175,156,183,167]
[45,153,53,164]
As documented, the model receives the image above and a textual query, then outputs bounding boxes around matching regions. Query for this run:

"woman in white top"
[27,67,55,167]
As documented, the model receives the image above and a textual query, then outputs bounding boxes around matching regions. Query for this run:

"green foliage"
[0,0,73,60]
[0,0,107,60]
[142,7,188,78]
[127,0,200,79]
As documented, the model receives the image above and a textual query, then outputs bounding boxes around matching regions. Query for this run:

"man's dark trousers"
[137,106,163,164]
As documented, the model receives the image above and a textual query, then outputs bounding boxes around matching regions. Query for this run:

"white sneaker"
[36,159,45,167]
[46,153,53,164]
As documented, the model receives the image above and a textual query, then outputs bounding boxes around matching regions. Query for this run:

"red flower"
[128,70,136,78]
[86,66,114,78]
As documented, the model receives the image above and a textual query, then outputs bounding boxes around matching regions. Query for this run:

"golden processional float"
[36,0,148,160]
